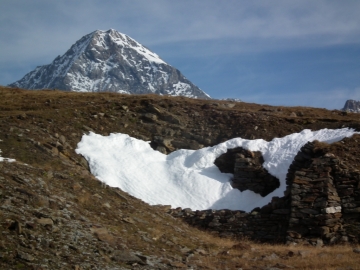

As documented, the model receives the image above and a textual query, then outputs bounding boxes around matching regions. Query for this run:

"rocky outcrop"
[342,100,360,113]
[215,147,280,197]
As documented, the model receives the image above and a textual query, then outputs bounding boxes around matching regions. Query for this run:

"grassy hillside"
[1,86,360,269]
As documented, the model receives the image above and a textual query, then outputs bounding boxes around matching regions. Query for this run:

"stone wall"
[170,194,290,243]
[215,147,280,197]
[286,142,343,245]
[286,141,360,245]
[170,142,360,246]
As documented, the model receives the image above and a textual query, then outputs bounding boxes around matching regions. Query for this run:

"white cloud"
[135,1,360,47]
[1,0,360,62]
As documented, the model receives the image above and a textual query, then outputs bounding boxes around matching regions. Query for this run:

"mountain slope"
[1,86,360,269]
[9,29,210,99]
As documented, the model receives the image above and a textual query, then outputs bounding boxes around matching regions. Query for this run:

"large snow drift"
[76,128,358,211]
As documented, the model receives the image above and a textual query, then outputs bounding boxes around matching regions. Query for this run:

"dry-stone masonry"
[170,142,360,246]
[215,147,280,197]
[286,142,343,244]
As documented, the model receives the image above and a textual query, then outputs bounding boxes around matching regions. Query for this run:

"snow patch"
[76,128,359,211]
[117,90,130,94]
[165,81,205,98]
[0,149,15,163]
[97,29,166,64]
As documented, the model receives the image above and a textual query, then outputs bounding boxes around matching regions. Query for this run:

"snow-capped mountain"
[9,29,210,99]
[342,100,360,113]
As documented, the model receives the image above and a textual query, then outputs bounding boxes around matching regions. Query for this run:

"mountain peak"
[91,29,165,65]
[9,29,210,99]
[342,99,360,113]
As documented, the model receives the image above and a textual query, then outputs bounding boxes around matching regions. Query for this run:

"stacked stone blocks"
[170,142,360,245]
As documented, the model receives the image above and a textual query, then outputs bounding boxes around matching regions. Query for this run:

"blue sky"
[1,0,360,109]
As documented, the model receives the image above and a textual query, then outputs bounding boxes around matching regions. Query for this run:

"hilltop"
[1,86,360,269]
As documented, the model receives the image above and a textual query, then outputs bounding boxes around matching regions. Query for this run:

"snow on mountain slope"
[76,128,359,212]
[9,29,210,99]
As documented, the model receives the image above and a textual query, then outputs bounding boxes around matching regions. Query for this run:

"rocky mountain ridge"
[9,29,210,99]
[342,99,360,113]
[1,86,360,269]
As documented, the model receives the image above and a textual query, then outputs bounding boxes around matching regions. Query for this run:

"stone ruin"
[215,147,280,197]
[169,143,360,246]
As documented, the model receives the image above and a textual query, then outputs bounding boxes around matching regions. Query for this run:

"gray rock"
[17,250,35,261]
[143,113,157,122]
[153,136,173,149]
[316,239,324,247]
[36,218,54,226]
[59,135,66,144]
[160,113,181,125]
[263,253,279,260]
[112,250,143,264]
[155,146,167,154]
[342,99,360,113]
[298,250,312,257]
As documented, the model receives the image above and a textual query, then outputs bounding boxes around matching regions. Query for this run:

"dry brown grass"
[1,86,360,269]
[1,86,359,120]
[189,234,360,269]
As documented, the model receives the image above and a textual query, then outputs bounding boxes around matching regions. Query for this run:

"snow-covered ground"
[76,128,359,212]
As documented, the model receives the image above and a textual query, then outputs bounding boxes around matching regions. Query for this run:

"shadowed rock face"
[342,100,360,113]
[9,29,210,99]
[214,147,280,197]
